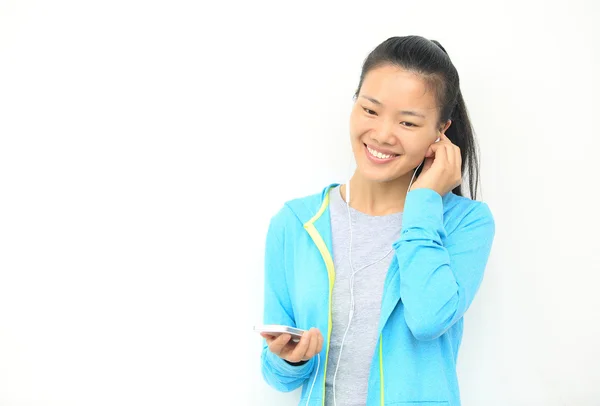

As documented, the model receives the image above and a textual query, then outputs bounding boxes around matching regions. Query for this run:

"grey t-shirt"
[324,185,403,405]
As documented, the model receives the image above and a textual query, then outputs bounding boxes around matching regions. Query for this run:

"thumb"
[422,156,434,171]
[425,142,443,158]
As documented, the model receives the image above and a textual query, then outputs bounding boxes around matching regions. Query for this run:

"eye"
[362,107,377,115]
[400,121,416,128]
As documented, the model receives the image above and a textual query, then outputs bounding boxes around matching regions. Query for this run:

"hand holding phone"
[256,325,324,364]
[254,324,306,342]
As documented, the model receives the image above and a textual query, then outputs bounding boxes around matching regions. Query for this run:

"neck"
[340,170,414,216]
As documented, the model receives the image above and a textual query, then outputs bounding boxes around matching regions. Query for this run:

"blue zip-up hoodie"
[260,183,495,406]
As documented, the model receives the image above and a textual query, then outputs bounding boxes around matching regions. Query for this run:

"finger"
[429,143,450,165]
[439,132,453,145]
[454,147,462,170]
[289,329,312,362]
[317,330,324,354]
[280,338,300,358]
[444,144,453,166]
[454,147,462,186]
[425,140,449,158]
[425,156,435,170]
[446,143,455,168]
[303,328,319,360]
[261,333,277,347]
[268,333,292,355]
[425,143,439,158]
[260,332,276,341]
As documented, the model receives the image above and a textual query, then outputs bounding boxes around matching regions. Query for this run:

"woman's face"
[349,64,450,183]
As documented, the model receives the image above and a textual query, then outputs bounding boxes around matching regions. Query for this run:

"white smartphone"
[254,324,306,343]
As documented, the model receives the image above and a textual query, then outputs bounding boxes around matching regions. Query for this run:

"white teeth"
[367,146,395,159]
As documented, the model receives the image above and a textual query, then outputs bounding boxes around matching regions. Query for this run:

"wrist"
[410,185,441,196]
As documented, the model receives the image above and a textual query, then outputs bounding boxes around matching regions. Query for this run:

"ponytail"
[445,89,479,200]
[431,39,480,200]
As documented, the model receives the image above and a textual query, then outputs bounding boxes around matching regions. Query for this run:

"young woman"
[259,35,495,406]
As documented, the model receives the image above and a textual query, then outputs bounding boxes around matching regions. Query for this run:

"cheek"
[409,128,437,149]
[348,112,359,134]
[349,114,369,139]
[397,133,431,157]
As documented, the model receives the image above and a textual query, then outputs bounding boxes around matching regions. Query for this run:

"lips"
[364,143,400,164]
[366,144,398,159]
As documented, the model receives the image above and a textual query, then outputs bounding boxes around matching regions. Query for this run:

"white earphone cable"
[305,353,320,406]
[332,160,423,406]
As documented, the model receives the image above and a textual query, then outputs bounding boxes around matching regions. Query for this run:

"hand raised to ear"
[410,133,462,196]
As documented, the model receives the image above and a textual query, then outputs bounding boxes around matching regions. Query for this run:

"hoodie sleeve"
[260,207,316,392]
[394,188,495,341]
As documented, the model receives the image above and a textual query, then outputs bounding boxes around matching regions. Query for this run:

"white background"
[1,0,599,405]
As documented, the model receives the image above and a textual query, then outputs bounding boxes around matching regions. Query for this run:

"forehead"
[360,65,438,113]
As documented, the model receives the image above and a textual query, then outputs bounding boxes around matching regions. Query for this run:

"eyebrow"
[360,95,427,119]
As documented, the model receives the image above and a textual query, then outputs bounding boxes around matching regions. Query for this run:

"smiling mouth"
[364,143,400,160]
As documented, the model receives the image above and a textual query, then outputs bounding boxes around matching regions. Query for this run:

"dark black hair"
[353,35,480,200]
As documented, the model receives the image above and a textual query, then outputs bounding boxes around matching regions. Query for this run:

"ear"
[439,120,452,134]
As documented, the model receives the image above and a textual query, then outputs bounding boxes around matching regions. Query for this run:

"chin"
[356,165,403,184]
[355,156,421,184]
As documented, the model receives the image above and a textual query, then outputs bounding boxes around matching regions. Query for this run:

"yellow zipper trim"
[303,187,335,406]
[303,186,385,406]
[379,334,384,405]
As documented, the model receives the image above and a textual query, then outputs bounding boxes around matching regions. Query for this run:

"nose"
[369,119,398,146]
